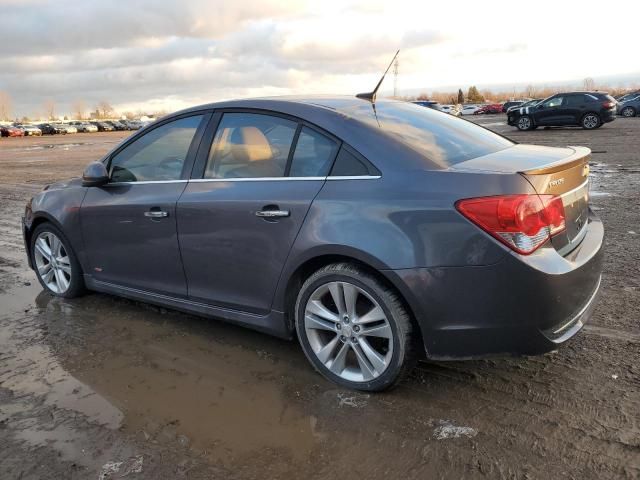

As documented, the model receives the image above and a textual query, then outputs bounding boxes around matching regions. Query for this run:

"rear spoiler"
[520,146,591,175]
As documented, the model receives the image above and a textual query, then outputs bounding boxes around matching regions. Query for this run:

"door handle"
[144,210,168,218]
[255,210,290,218]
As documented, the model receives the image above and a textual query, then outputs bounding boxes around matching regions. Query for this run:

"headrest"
[230,127,272,163]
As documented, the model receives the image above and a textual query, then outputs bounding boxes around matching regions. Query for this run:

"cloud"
[0,1,447,117]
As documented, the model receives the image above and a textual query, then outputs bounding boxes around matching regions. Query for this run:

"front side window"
[109,115,203,182]
[204,113,297,179]
[289,127,338,177]
[543,96,564,108]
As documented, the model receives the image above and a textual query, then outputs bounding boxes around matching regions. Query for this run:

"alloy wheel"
[583,114,599,129]
[34,231,72,294]
[304,281,393,382]
[622,107,635,117]
[518,117,531,130]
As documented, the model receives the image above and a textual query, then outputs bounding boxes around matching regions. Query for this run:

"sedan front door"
[534,96,568,125]
[81,113,208,296]
[177,112,339,314]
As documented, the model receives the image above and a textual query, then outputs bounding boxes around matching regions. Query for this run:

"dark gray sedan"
[22,96,603,391]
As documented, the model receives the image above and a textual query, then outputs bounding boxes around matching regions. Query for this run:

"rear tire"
[30,222,85,298]
[621,106,636,117]
[295,263,415,392]
[516,115,534,131]
[581,113,601,129]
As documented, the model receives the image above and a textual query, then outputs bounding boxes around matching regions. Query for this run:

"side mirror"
[82,162,109,187]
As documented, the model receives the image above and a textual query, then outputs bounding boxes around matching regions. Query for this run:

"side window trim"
[283,123,303,177]
[105,111,211,184]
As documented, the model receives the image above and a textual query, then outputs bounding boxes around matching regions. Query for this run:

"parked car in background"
[38,123,67,135]
[460,104,482,115]
[55,124,77,134]
[124,120,144,130]
[508,92,617,130]
[440,104,461,116]
[412,100,441,110]
[617,94,640,117]
[615,91,640,103]
[506,99,542,113]
[14,124,42,136]
[0,125,25,137]
[475,104,503,115]
[90,121,115,132]
[21,96,604,391]
[69,121,99,133]
[106,120,128,131]
[502,100,526,112]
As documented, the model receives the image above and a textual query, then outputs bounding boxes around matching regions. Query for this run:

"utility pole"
[393,55,399,98]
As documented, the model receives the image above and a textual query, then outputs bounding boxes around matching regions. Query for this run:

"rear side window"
[565,95,586,106]
[204,113,297,179]
[289,127,338,177]
[330,147,371,176]
[109,115,203,182]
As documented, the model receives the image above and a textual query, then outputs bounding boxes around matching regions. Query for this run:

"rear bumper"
[386,210,604,359]
[602,110,616,123]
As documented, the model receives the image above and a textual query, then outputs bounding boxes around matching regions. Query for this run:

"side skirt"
[84,275,293,339]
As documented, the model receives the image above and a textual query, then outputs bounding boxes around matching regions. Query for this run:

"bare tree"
[96,101,114,119]
[43,99,56,120]
[525,84,537,98]
[416,92,430,101]
[583,77,595,91]
[71,99,86,120]
[0,91,12,121]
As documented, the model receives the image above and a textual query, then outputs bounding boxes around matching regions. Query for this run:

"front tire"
[517,115,534,131]
[621,106,636,117]
[295,263,415,391]
[30,223,85,298]
[582,113,601,129]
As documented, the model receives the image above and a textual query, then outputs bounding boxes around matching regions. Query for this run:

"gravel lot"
[0,119,638,479]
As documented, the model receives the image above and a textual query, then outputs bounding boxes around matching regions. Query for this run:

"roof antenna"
[356,50,400,103]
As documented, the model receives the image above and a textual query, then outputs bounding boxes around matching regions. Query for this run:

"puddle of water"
[590,191,612,197]
[1,285,124,430]
[71,314,319,462]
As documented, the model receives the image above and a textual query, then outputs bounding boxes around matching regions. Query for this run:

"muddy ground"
[0,121,638,479]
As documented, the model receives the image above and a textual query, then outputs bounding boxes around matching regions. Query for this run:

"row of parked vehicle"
[413,90,640,120]
[0,119,147,137]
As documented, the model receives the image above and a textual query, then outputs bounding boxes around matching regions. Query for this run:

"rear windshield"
[339,101,513,167]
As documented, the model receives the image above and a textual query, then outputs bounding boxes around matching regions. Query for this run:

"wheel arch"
[276,248,425,352]
[24,213,65,267]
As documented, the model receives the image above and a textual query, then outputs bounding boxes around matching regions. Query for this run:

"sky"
[1,0,639,118]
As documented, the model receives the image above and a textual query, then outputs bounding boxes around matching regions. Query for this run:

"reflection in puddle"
[1,285,322,465]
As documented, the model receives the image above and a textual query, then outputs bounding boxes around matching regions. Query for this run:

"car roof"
[170,95,445,171]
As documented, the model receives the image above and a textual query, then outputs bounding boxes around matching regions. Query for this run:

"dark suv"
[508,92,616,130]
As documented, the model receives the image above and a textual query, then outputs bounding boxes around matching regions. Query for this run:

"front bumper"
[387,210,604,359]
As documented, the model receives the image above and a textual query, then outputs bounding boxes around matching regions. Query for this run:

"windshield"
[340,101,513,167]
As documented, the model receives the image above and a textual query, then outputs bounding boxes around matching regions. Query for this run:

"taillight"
[455,195,566,255]
[602,101,615,109]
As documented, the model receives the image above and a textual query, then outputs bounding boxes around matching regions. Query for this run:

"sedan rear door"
[177,111,339,314]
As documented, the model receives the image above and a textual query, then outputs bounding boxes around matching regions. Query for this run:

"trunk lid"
[452,144,591,255]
